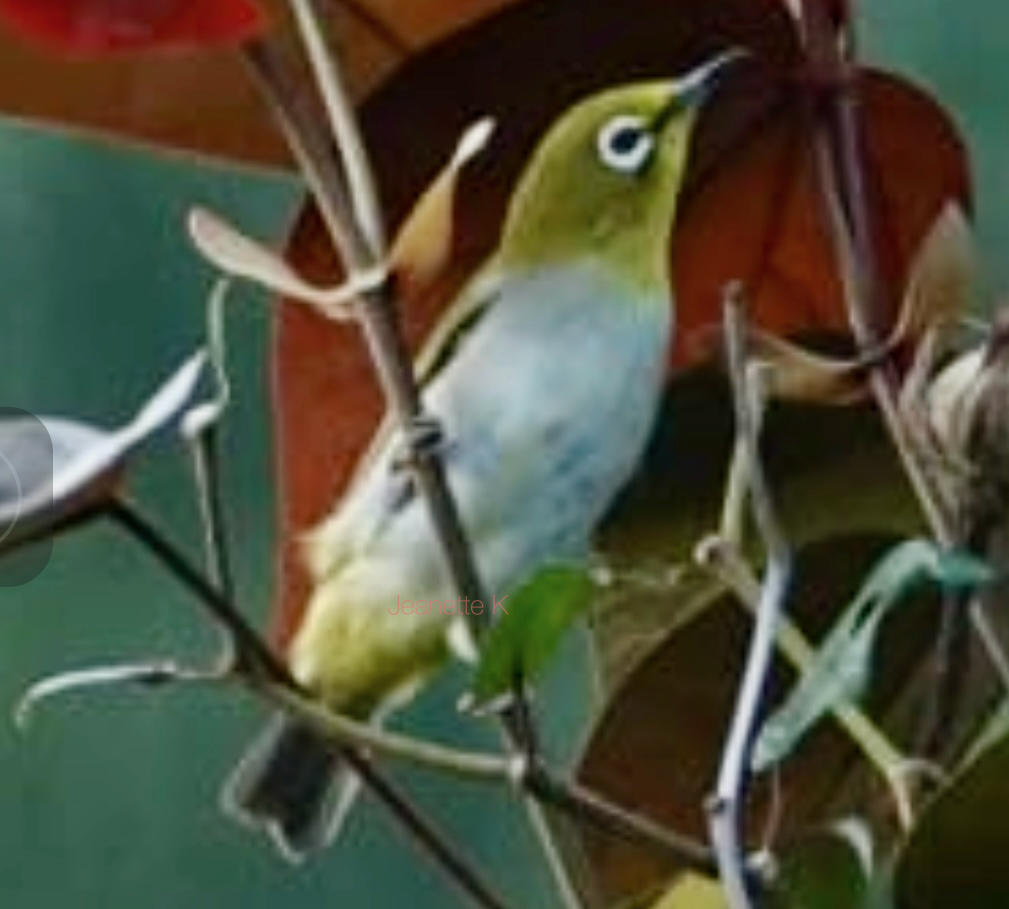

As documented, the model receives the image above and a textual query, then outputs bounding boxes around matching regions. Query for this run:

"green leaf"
[896,726,1009,909]
[766,824,881,909]
[468,565,594,706]
[753,539,991,771]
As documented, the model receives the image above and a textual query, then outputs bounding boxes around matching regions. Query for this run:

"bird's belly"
[289,542,455,710]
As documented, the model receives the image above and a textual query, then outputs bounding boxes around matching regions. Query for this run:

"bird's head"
[497,51,742,291]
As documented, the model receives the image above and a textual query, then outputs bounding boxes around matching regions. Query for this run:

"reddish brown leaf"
[672,66,970,366]
[347,0,518,49]
[0,0,520,165]
[0,20,286,165]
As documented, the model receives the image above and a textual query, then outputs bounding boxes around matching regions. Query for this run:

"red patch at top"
[0,0,265,56]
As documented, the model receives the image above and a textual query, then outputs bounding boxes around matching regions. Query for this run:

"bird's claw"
[391,415,449,471]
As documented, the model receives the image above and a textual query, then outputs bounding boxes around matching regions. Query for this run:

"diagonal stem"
[527,766,717,875]
[186,282,237,606]
[353,760,516,909]
[190,428,234,600]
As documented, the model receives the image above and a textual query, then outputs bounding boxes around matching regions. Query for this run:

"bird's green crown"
[495,77,708,293]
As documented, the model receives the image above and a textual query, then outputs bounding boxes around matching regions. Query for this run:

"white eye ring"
[596,115,655,175]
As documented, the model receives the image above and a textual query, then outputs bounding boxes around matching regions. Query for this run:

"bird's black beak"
[653,47,749,133]
[677,47,749,107]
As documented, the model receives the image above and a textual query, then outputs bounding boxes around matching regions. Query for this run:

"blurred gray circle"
[0,449,23,544]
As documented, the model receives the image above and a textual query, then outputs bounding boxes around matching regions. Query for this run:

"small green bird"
[224,55,733,860]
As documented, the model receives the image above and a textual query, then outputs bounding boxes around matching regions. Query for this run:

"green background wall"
[862,0,1009,300]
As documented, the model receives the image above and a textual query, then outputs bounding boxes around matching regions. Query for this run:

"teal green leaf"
[753,539,991,771]
[468,565,594,706]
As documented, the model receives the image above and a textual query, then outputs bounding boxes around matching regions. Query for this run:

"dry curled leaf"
[0,351,206,552]
[736,201,974,406]
[893,202,975,345]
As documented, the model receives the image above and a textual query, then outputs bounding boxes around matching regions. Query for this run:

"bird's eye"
[596,115,655,175]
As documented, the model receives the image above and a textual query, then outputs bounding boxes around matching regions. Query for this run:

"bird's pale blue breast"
[422,260,672,591]
[310,259,672,606]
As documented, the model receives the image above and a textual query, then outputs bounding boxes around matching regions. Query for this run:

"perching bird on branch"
[224,54,736,861]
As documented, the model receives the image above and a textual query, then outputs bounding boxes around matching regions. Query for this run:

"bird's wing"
[414,267,501,386]
[302,267,502,581]
[347,265,502,487]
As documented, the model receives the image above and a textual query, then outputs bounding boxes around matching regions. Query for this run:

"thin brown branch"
[526,766,717,876]
[107,498,513,909]
[108,499,287,682]
[252,680,516,780]
[351,760,516,909]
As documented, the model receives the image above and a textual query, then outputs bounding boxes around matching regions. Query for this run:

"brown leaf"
[722,201,975,406]
[388,117,495,303]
